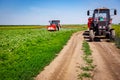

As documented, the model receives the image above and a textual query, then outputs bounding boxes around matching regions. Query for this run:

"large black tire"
[89,30,94,41]
[56,25,59,31]
[110,29,115,40]
[56,25,60,31]
[106,33,110,39]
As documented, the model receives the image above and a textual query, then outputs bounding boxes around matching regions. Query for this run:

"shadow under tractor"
[87,8,117,41]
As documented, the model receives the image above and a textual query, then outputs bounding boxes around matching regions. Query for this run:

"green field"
[0,25,86,29]
[0,25,86,80]
[0,25,46,29]
[0,24,119,80]
[113,25,120,48]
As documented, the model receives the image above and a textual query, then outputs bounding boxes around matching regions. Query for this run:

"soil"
[84,31,120,80]
[35,31,120,80]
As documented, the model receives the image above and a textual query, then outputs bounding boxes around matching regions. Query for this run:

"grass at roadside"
[0,27,86,80]
[113,25,120,48]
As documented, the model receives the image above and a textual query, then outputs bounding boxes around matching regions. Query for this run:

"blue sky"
[0,0,120,25]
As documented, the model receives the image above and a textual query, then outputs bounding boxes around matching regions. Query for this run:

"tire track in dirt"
[36,30,120,80]
[81,29,120,80]
[84,30,120,80]
[35,31,84,80]
[89,42,120,80]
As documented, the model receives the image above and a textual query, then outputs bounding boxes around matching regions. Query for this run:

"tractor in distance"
[87,8,117,41]
[47,20,61,31]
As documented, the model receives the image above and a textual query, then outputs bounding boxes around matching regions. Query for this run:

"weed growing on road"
[82,41,91,55]
[81,64,95,71]
[78,40,96,80]
[83,56,93,64]
[78,72,92,80]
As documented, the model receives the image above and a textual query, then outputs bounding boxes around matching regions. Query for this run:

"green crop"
[0,26,86,80]
[113,25,120,48]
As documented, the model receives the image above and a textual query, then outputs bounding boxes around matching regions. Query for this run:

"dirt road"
[90,42,120,80]
[84,31,120,80]
[35,31,84,80]
[35,31,120,80]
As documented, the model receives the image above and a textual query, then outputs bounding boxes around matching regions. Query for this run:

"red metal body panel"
[87,17,93,29]
[47,24,56,31]
[109,19,112,24]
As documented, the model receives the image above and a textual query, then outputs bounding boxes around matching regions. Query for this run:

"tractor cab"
[93,8,110,21]
[47,20,61,31]
[87,8,117,29]
[87,8,117,41]
[93,8,111,29]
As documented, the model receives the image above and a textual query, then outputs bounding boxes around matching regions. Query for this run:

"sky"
[0,0,120,25]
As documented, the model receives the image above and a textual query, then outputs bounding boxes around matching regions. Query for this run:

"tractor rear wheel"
[56,25,60,31]
[89,30,94,41]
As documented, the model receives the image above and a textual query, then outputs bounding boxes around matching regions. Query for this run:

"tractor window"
[94,12,107,21]
[52,22,59,25]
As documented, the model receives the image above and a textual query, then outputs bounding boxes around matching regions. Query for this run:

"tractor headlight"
[103,26,106,29]
[99,26,102,29]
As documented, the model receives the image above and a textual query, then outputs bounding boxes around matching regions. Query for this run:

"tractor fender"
[110,29,114,31]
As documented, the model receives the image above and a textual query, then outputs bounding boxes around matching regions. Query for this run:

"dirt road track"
[35,31,120,80]
[90,42,120,80]
[84,31,120,80]
[35,31,84,80]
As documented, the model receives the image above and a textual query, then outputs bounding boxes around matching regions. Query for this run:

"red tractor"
[47,20,61,31]
[87,8,117,41]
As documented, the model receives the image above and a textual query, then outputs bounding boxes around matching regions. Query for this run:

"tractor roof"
[51,20,60,22]
[95,7,109,10]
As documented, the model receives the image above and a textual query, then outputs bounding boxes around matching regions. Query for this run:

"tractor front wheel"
[89,30,94,41]
[110,29,115,40]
